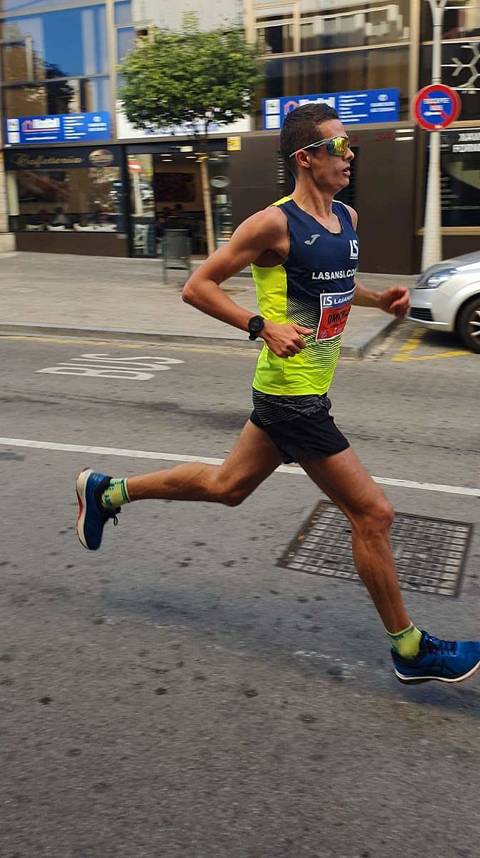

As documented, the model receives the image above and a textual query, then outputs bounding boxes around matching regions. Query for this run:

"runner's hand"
[378,286,410,318]
[261,321,314,358]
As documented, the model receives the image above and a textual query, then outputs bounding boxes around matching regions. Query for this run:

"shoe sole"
[76,467,94,550]
[394,659,480,684]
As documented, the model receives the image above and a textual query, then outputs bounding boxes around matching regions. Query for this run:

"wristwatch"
[247,315,265,340]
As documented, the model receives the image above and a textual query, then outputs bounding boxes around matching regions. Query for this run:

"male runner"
[76,103,480,684]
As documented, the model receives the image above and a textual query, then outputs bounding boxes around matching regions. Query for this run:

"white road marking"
[294,650,360,676]
[37,353,184,380]
[0,437,479,498]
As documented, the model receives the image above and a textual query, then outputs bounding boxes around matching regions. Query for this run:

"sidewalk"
[0,252,416,357]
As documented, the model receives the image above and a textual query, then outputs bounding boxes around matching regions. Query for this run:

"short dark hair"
[280,103,339,175]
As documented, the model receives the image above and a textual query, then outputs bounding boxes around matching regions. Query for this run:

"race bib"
[316,288,355,341]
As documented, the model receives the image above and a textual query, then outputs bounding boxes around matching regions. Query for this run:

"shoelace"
[423,634,457,655]
[104,506,120,527]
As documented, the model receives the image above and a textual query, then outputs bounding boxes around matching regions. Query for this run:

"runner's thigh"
[299,447,388,517]
[218,419,284,491]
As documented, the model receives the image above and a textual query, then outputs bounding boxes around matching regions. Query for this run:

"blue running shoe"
[76,468,120,550]
[392,631,480,684]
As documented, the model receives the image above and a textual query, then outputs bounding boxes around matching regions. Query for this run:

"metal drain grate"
[278,503,473,597]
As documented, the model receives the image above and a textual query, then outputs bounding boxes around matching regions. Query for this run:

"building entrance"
[128,146,231,259]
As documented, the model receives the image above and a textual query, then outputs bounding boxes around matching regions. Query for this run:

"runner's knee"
[220,482,251,507]
[211,473,252,507]
[222,489,248,507]
[351,496,394,534]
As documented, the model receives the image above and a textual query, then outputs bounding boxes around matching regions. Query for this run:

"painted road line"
[392,328,424,361]
[395,349,470,362]
[371,475,479,497]
[393,327,470,362]
[0,437,479,498]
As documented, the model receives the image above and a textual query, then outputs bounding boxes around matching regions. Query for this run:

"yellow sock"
[387,623,422,659]
[100,478,130,510]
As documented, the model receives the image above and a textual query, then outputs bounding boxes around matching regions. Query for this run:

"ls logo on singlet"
[305,234,321,246]
[349,239,359,260]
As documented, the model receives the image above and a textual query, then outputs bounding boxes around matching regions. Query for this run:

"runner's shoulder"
[242,203,288,243]
[337,201,358,229]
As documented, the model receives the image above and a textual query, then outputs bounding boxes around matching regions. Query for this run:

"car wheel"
[456,296,480,353]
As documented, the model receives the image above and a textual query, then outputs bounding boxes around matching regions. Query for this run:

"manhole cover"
[278,503,472,597]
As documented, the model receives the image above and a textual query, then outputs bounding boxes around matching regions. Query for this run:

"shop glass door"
[128,154,157,257]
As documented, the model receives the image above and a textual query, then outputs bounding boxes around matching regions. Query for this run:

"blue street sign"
[5,112,112,146]
[263,89,400,130]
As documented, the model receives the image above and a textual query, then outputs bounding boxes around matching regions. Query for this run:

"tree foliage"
[118,23,263,136]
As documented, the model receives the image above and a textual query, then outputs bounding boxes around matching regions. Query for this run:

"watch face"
[249,316,264,333]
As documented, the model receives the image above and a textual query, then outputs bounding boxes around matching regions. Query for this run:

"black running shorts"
[250,390,350,464]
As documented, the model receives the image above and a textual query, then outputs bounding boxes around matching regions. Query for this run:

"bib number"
[316,288,355,341]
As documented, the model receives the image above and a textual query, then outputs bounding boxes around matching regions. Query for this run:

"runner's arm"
[348,208,410,317]
[354,280,410,317]
[345,206,381,307]
[182,207,283,331]
[182,208,313,356]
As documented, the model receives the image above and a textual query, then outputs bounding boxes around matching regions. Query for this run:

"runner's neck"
[291,186,336,222]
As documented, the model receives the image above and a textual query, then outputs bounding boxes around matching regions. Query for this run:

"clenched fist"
[378,286,410,318]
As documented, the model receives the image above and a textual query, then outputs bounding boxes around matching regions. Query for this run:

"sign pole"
[421,0,447,270]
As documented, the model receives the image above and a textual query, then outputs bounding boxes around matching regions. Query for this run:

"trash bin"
[162,229,191,280]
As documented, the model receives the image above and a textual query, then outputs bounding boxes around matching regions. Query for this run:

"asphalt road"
[0,324,479,858]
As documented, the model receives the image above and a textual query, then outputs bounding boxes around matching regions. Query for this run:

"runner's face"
[297,120,354,192]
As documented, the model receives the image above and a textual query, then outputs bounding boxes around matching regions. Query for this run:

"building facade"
[1,0,479,271]
[242,0,480,272]
[1,0,131,254]
[0,0,245,258]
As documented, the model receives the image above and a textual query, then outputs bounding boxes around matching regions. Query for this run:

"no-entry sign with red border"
[412,84,461,130]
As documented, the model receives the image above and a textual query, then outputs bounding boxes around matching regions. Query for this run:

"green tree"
[119,20,263,253]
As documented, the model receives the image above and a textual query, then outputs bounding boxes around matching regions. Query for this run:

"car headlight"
[417,268,457,289]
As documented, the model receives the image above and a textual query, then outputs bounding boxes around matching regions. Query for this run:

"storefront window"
[1,34,36,82]
[420,43,480,123]
[300,0,410,51]
[0,5,107,82]
[255,0,410,54]
[438,130,480,227]
[115,0,134,64]
[114,0,132,27]
[421,0,480,40]
[257,46,410,125]
[6,148,124,233]
[117,26,134,62]
[0,1,71,10]
[128,149,230,258]
[256,18,295,54]
[3,76,109,117]
[208,151,232,245]
[128,154,157,257]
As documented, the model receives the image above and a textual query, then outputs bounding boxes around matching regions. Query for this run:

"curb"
[0,323,262,350]
[342,316,399,358]
[0,318,398,358]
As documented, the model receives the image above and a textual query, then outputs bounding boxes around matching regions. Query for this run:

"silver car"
[408,250,480,353]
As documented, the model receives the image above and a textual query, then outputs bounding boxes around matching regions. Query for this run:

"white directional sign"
[37,353,184,381]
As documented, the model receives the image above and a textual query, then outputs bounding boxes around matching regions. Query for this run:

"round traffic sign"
[412,84,461,130]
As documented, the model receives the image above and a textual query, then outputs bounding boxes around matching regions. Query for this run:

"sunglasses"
[289,136,350,159]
